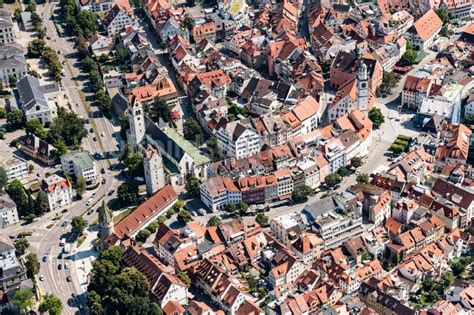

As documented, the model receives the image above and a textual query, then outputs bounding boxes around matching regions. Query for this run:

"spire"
[358,60,368,82]
[99,200,113,227]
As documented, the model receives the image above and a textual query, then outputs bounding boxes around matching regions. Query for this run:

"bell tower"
[127,96,145,150]
[356,60,369,112]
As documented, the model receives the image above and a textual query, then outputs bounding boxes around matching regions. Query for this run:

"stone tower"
[98,200,114,239]
[356,60,369,112]
[143,145,166,195]
[127,96,145,150]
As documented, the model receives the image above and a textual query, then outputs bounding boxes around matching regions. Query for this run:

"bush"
[136,229,151,243]
[291,185,313,202]
[337,167,351,177]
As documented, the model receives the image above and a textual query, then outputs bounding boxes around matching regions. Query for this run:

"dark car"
[101,178,106,184]
[100,168,105,174]
[58,264,62,270]
[93,137,97,142]
[66,276,72,282]
[61,208,68,213]
[107,190,115,196]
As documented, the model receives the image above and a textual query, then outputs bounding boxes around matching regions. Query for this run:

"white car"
[64,262,69,269]
[198,208,207,215]
[39,275,45,281]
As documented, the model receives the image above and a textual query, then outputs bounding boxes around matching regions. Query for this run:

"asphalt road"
[1,3,124,314]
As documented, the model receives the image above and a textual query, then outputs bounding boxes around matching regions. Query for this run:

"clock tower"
[356,60,369,112]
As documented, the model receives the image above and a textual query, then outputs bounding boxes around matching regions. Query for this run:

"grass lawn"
[229,0,243,14]
[415,50,428,63]
[113,207,133,224]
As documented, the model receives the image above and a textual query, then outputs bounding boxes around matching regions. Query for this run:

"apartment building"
[270,214,302,247]
[0,9,15,44]
[0,44,27,85]
[216,120,261,159]
[200,176,242,212]
[60,150,97,184]
[103,3,137,36]
[0,195,19,228]
[401,75,442,109]
[40,174,73,211]
[406,9,443,51]
[0,156,28,182]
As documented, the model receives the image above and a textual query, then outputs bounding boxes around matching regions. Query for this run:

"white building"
[40,174,73,211]
[103,4,137,36]
[406,9,443,51]
[216,120,261,159]
[322,138,347,173]
[0,195,19,228]
[0,156,28,182]
[0,9,15,44]
[60,150,97,184]
[200,176,241,212]
[0,44,27,85]
[16,75,60,125]
[270,214,301,247]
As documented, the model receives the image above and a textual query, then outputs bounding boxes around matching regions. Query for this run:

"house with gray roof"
[0,239,27,294]
[19,11,34,31]
[16,75,60,124]
[0,44,26,85]
[0,195,18,229]
[0,9,15,44]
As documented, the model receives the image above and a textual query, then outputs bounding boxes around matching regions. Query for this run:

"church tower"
[98,200,114,239]
[127,96,145,150]
[143,145,166,195]
[356,60,369,112]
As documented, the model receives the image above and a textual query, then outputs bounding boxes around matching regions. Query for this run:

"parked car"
[65,262,69,269]
[58,263,62,270]
[39,275,45,281]
[198,208,207,215]
[66,276,72,282]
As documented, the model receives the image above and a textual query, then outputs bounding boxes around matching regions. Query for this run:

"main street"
[0,2,124,314]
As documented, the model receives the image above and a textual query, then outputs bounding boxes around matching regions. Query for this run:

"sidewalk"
[72,227,99,292]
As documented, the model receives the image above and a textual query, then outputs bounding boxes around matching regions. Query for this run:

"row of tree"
[27,38,63,82]
[5,179,48,221]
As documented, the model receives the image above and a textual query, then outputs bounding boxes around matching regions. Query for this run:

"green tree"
[157,215,167,224]
[9,76,17,88]
[136,229,151,243]
[96,89,112,115]
[39,294,63,315]
[26,119,47,139]
[464,113,474,125]
[177,210,192,224]
[74,176,87,197]
[368,107,385,129]
[351,157,363,168]
[356,173,370,184]
[207,136,224,162]
[107,267,151,312]
[6,180,29,216]
[183,118,203,143]
[0,166,7,193]
[185,176,200,197]
[76,10,99,38]
[173,200,185,212]
[434,8,453,25]
[48,107,87,147]
[117,182,139,205]
[337,167,350,177]
[255,213,269,227]
[115,44,129,64]
[149,97,172,123]
[124,151,144,178]
[325,174,341,187]
[380,71,397,94]
[71,216,88,235]
[28,38,46,57]
[225,203,237,213]
[146,222,159,233]
[25,253,40,277]
[451,260,466,277]
[75,36,89,59]
[0,107,6,118]
[12,288,35,315]
[207,216,221,227]
[399,48,418,66]
[87,290,104,315]
[291,185,313,202]
[177,271,191,287]
[6,109,25,129]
